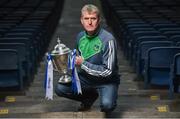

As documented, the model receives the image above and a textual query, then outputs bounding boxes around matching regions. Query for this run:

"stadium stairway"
[0,0,180,118]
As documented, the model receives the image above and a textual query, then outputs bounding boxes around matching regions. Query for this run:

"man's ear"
[98,16,101,23]
[80,16,83,25]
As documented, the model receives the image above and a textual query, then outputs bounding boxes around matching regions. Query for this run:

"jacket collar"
[85,26,101,39]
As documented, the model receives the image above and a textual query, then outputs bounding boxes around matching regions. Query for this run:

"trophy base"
[58,75,71,84]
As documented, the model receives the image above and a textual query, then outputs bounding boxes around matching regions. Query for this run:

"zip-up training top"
[76,28,120,84]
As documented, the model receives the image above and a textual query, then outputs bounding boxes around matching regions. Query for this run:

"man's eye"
[84,18,89,20]
[84,18,97,20]
[91,18,97,20]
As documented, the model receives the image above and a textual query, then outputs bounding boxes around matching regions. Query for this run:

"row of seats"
[101,0,180,98]
[0,0,64,91]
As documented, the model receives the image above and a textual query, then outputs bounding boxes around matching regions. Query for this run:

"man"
[55,4,120,112]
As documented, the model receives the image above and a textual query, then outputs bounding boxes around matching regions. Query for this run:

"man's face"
[81,11,100,35]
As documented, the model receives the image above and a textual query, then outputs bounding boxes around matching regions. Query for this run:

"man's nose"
[88,19,92,25]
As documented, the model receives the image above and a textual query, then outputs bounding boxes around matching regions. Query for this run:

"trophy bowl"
[50,39,72,84]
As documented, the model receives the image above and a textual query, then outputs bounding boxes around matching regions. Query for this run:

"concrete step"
[1,111,180,118]
[1,96,177,107]
[24,89,171,99]
[0,105,170,116]
[0,98,178,114]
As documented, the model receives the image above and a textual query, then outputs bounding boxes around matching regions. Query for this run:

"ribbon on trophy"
[45,53,54,100]
[69,49,82,94]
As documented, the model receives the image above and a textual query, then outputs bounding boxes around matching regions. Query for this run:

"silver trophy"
[50,37,71,84]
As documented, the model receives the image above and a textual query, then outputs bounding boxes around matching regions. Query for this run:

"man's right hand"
[75,56,84,66]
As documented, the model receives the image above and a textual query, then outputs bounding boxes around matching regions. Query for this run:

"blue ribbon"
[68,51,72,70]
[44,53,52,89]
[71,49,78,93]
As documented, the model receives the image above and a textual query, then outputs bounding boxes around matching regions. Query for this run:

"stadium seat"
[169,53,180,98]
[0,49,23,90]
[170,35,180,44]
[132,35,168,68]
[0,43,32,87]
[144,47,180,89]
[0,37,37,74]
[136,41,173,77]
[128,31,162,65]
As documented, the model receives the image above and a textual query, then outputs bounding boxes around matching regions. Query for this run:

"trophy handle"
[52,59,59,72]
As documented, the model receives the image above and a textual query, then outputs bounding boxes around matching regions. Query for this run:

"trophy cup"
[50,37,71,84]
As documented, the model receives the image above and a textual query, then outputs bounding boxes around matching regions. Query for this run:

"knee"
[100,100,116,112]
[55,84,66,97]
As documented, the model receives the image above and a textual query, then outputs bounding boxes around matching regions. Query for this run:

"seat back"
[141,41,173,60]
[0,49,19,70]
[0,49,23,90]
[137,41,173,75]
[149,47,180,68]
[0,43,30,81]
[145,47,180,86]
[169,53,180,96]
[134,35,168,60]
[0,38,36,67]
[171,35,180,43]
[0,43,27,61]
[174,53,180,75]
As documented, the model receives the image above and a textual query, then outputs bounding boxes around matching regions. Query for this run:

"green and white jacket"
[76,28,120,83]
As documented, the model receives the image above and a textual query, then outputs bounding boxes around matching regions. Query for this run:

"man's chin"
[86,31,95,35]
[86,29,96,33]
[86,29,95,32]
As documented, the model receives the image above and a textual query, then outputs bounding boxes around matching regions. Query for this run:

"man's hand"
[75,56,84,66]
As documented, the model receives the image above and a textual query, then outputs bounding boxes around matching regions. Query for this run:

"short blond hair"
[81,4,100,18]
